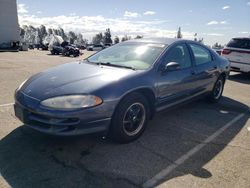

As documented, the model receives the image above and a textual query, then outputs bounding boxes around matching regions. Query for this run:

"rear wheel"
[109,93,150,143]
[209,76,225,102]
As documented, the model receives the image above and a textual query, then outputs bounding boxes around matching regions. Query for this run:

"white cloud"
[206,33,224,36]
[18,14,194,41]
[247,2,250,6]
[124,11,140,18]
[207,21,219,25]
[207,20,228,26]
[220,21,227,24]
[37,11,42,14]
[238,31,250,34]
[18,4,28,14]
[222,5,230,10]
[143,11,156,15]
[188,10,193,13]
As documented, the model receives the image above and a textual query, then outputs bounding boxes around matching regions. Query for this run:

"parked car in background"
[14,38,230,143]
[63,45,81,57]
[48,35,64,54]
[213,48,222,55]
[28,44,34,50]
[19,42,28,51]
[222,37,250,73]
[76,44,86,50]
[104,43,112,48]
[87,44,103,51]
[48,36,79,57]
[50,45,64,55]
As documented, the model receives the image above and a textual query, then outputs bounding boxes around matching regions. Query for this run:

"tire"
[209,76,225,102]
[50,50,55,55]
[109,92,150,143]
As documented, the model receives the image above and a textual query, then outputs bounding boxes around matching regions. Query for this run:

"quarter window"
[163,44,192,69]
[190,44,212,65]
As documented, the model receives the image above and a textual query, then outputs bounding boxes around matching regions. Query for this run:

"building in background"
[0,0,19,51]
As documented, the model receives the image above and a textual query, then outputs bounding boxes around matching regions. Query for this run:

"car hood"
[21,61,136,100]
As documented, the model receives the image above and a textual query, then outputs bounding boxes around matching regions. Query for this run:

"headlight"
[17,79,28,91]
[40,95,102,109]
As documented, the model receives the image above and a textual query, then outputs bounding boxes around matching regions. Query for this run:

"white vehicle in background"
[222,37,250,73]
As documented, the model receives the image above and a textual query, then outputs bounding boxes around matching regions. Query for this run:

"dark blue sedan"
[14,38,230,143]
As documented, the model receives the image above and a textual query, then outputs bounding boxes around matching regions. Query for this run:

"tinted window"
[227,38,250,49]
[190,44,212,65]
[163,44,192,69]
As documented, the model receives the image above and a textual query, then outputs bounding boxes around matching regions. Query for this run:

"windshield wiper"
[84,59,136,70]
[96,62,136,70]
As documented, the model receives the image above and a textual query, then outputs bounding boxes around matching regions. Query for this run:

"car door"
[188,43,217,92]
[156,42,197,109]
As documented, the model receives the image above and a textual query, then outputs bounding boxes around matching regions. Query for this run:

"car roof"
[232,37,250,40]
[124,37,195,46]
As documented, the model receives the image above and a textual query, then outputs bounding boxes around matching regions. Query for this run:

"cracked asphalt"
[0,50,250,188]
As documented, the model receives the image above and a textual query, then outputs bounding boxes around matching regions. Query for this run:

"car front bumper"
[14,91,118,136]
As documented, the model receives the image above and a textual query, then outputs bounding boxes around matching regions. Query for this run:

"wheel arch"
[113,87,157,120]
[220,71,227,82]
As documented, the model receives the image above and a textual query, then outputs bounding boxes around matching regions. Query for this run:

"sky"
[17,0,250,46]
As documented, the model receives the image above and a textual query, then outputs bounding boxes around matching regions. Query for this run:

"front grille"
[28,112,79,126]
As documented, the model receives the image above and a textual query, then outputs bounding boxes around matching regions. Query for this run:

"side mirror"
[163,62,180,72]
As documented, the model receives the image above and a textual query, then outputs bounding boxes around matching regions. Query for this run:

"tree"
[20,27,25,42]
[53,29,59,35]
[114,36,120,44]
[212,42,222,49]
[76,33,87,45]
[177,27,182,38]
[121,35,130,42]
[103,28,112,44]
[68,31,77,44]
[47,28,53,35]
[135,35,143,39]
[22,25,37,44]
[58,27,67,41]
[198,38,204,44]
[37,25,47,44]
[40,25,47,37]
[194,33,198,41]
[92,32,103,44]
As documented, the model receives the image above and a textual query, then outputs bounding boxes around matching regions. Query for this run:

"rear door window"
[189,44,212,65]
[227,39,250,49]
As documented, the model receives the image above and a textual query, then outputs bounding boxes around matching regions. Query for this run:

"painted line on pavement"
[0,103,14,107]
[143,112,247,188]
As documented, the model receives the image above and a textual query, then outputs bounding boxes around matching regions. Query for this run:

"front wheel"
[109,93,150,143]
[209,76,225,102]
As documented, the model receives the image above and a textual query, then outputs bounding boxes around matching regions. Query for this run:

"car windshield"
[87,43,165,70]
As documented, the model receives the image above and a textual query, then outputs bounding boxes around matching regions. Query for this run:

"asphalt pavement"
[0,50,249,188]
